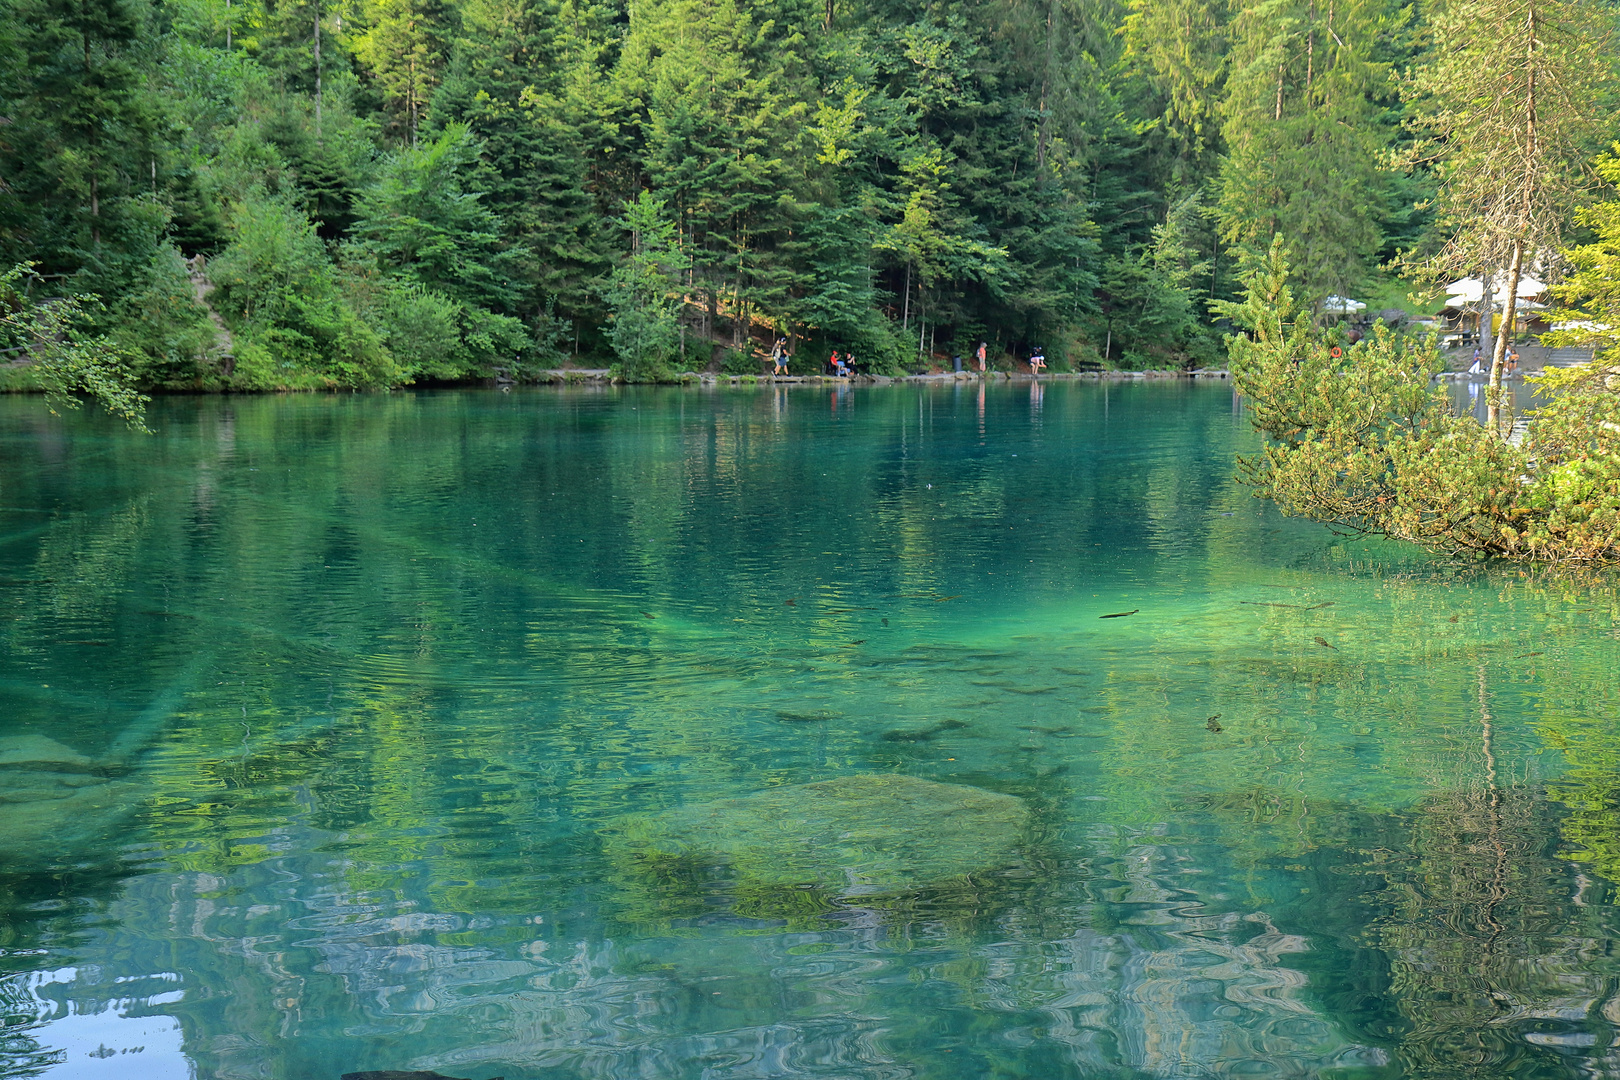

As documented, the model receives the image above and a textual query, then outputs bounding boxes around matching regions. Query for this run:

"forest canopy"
[1,0,1617,387]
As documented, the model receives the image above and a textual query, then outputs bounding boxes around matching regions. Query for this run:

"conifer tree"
[1121,0,1227,182]
[623,0,811,348]
[1216,0,1401,308]
[0,0,160,276]
[1404,0,1612,432]
[602,191,682,379]
[355,0,457,144]
[431,0,608,332]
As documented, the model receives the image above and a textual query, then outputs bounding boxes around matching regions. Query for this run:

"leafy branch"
[0,264,150,432]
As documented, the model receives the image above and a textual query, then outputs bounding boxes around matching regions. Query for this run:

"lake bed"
[1,383,1617,1079]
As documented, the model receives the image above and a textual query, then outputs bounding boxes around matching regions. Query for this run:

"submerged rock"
[606,774,1028,896]
[0,774,142,851]
[0,734,96,770]
[0,737,139,855]
[775,710,841,723]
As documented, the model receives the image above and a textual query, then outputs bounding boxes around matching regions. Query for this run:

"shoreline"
[0,368,1236,396]
[525,368,1234,386]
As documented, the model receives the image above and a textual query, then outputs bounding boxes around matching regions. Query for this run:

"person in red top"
[975,341,987,372]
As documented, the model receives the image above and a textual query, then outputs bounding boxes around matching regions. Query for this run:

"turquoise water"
[1,382,1619,1080]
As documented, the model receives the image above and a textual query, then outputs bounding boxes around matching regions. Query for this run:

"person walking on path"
[771,337,788,376]
[975,341,987,373]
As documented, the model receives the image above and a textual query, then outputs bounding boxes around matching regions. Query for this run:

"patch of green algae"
[605,774,1029,898]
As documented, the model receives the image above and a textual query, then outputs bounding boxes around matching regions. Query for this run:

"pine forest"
[2,0,1617,386]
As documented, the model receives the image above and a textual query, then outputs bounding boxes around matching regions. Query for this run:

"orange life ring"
[1330,346,1343,358]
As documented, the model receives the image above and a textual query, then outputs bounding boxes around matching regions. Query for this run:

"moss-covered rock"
[605,774,1029,898]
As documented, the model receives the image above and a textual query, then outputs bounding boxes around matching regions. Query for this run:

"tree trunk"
[1036,0,1056,169]
[1486,239,1523,436]
[1479,272,1494,361]
[1305,3,1315,97]
[705,277,718,342]
[313,0,322,143]
[901,263,911,331]
[83,23,100,245]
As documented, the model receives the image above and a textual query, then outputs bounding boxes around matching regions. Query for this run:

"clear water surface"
[2,382,1618,1080]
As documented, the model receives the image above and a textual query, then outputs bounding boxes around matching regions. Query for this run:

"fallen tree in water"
[1223,241,1620,562]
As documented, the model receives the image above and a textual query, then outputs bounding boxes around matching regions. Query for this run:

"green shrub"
[211,191,402,388]
[720,346,759,374]
[1224,239,1620,562]
[109,245,219,388]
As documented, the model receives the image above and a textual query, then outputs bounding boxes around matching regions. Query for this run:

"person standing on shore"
[976,341,987,372]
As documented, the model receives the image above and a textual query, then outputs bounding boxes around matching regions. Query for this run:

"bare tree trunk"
[1487,1,1541,436]
[705,276,717,343]
[1036,0,1056,169]
[1305,2,1315,97]
[313,0,322,144]
[225,0,231,48]
[1487,239,1523,436]
[84,25,100,246]
[1479,272,1494,360]
[901,263,911,331]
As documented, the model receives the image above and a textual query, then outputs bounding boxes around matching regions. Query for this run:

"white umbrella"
[1323,295,1366,314]
[1444,274,1546,302]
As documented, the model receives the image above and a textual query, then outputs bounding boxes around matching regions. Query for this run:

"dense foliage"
[0,0,1616,388]
[1228,241,1620,561]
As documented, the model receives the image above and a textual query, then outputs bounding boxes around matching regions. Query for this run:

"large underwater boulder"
[606,773,1029,897]
[0,734,138,855]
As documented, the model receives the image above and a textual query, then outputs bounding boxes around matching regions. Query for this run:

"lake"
[2,382,1618,1080]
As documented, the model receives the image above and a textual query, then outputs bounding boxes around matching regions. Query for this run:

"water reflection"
[0,386,1618,1078]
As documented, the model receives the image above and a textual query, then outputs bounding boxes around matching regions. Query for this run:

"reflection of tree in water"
[1372,670,1620,1077]
[1007,832,1386,1079]
[0,977,64,1077]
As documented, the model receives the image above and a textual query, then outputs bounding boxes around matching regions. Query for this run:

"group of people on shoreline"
[765,338,869,377]
[766,338,1049,377]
